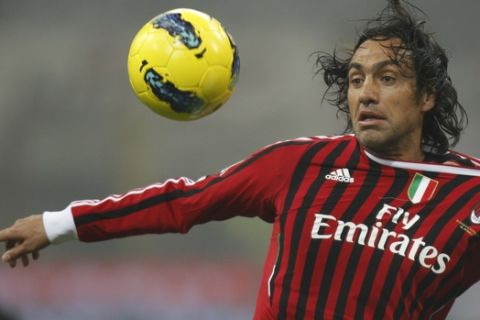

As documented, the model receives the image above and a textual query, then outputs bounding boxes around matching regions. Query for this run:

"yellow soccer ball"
[127,8,240,121]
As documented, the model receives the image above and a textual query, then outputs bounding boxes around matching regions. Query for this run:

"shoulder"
[257,134,356,155]
[446,150,480,168]
[270,134,356,148]
[426,150,480,169]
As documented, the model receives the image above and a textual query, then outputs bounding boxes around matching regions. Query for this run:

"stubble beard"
[354,125,413,158]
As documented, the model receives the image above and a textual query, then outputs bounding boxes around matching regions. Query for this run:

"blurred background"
[0,0,478,319]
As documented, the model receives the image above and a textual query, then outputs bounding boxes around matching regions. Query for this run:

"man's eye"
[382,75,396,84]
[350,77,363,86]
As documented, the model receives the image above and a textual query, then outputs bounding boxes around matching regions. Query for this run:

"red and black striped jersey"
[65,135,480,319]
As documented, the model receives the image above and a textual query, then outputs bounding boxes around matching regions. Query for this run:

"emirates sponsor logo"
[310,203,451,274]
[325,168,354,184]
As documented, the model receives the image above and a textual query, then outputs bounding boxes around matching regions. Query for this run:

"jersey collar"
[363,149,480,177]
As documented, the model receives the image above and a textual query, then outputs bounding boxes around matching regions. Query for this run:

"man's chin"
[355,131,391,152]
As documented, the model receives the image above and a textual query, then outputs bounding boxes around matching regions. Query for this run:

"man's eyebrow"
[348,60,397,73]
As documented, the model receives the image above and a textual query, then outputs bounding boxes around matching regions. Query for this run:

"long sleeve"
[57,138,312,242]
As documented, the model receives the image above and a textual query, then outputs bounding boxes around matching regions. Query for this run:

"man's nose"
[358,78,379,107]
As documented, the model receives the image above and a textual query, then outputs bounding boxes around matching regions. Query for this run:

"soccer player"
[0,0,479,319]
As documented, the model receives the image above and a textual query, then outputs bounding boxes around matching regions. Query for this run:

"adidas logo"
[325,168,354,183]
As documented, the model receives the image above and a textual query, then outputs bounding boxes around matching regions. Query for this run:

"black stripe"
[430,259,463,311]
[74,139,312,227]
[352,167,412,319]
[294,141,358,319]
[276,140,350,319]
[428,223,479,311]
[373,173,466,319]
[371,172,440,319]
[269,141,330,306]
[413,185,480,319]
[418,242,465,318]
[291,141,360,319]
[313,145,380,319]
[334,167,409,317]
[425,250,466,318]
[393,175,471,318]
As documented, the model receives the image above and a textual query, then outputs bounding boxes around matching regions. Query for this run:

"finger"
[0,228,20,242]
[3,241,17,263]
[9,258,16,268]
[32,251,39,260]
[21,254,29,267]
[0,228,11,242]
[2,243,27,264]
[5,239,15,251]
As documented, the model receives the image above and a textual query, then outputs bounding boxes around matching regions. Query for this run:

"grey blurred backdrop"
[0,0,478,319]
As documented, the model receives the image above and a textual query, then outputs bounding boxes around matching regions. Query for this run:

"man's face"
[347,38,434,158]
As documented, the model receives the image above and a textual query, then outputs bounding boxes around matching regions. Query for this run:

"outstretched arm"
[0,214,49,267]
[0,138,310,267]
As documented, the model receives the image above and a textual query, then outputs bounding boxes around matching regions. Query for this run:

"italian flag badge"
[408,173,439,204]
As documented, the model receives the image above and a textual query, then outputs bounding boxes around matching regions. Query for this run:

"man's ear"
[421,91,436,112]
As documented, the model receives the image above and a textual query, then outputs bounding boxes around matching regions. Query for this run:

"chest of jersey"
[269,160,479,318]
[283,164,478,277]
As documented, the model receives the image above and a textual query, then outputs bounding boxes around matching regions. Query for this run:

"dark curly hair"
[315,0,468,154]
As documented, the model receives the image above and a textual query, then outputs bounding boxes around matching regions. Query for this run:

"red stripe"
[340,164,405,318]
[423,179,438,201]
[271,140,340,315]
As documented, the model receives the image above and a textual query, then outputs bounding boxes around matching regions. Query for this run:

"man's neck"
[365,147,425,162]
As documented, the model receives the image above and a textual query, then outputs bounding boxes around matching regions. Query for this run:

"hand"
[0,214,50,267]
